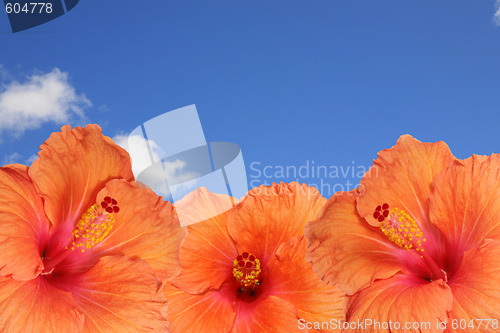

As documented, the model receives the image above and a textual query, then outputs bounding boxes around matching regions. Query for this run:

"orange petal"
[228,182,327,264]
[169,189,238,293]
[346,274,453,333]
[447,239,500,332]
[72,255,168,333]
[29,125,133,237]
[306,191,401,295]
[164,282,236,333]
[0,276,84,332]
[174,186,238,227]
[0,165,49,280]
[429,154,500,252]
[267,236,345,331]
[95,179,187,282]
[232,295,301,333]
[357,135,455,228]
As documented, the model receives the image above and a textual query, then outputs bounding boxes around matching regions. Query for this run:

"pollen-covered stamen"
[374,203,426,256]
[372,203,448,281]
[233,252,261,288]
[70,198,119,252]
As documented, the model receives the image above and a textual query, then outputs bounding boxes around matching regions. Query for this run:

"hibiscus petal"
[0,165,49,280]
[173,186,238,227]
[429,154,500,252]
[346,274,453,333]
[96,180,187,282]
[357,135,455,229]
[232,295,301,333]
[169,189,238,293]
[164,282,236,333]
[447,239,500,332]
[71,255,168,333]
[306,191,401,295]
[29,125,134,251]
[267,235,346,330]
[228,182,327,264]
[0,276,84,332]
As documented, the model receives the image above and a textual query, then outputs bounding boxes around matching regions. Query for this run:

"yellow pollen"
[379,208,424,255]
[70,204,114,251]
[232,252,261,288]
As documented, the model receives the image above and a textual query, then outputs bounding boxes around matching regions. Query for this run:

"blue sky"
[1,0,500,198]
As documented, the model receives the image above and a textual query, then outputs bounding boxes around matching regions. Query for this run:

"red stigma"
[242,252,249,259]
[101,197,120,214]
[374,203,391,222]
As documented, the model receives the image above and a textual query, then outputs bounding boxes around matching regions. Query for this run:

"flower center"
[69,196,119,252]
[373,203,447,282]
[373,203,426,256]
[42,197,120,276]
[232,252,261,289]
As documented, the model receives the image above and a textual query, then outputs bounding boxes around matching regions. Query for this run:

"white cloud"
[98,104,111,113]
[1,152,40,166]
[0,68,91,137]
[2,152,21,165]
[113,134,164,176]
[495,1,500,26]
[163,159,201,192]
[113,134,200,196]
[25,153,38,165]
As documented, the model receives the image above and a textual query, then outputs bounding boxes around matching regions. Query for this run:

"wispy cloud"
[1,152,40,166]
[25,153,38,165]
[0,68,91,137]
[495,1,500,26]
[2,152,21,165]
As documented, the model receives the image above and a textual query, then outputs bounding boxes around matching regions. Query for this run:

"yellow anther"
[379,208,424,254]
[71,204,115,251]
[233,253,261,288]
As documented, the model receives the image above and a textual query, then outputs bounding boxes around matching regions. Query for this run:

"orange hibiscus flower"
[165,183,345,333]
[306,135,500,333]
[0,125,186,332]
